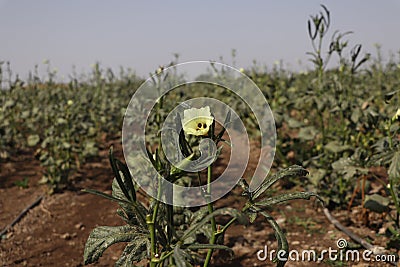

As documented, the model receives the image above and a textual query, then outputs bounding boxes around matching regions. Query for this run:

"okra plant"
[83,64,322,266]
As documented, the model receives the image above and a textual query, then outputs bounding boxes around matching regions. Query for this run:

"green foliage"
[239,166,323,267]
[14,177,29,189]
[0,62,142,192]
[84,147,319,267]
[84,225,149,266]
[1,4,400,264]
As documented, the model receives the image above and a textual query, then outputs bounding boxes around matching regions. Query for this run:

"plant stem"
[220,217,237,234]
[388,121,394,150]
[166,186,174,244]
[147,214,156,267]
[204,165,217,267]
[148,176,163,267]
[388,179,400,226]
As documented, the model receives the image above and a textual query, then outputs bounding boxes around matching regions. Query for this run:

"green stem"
[159,250,174,262]
[147,214,157,267]
[166,189,174,244]
[388,120,394,149]
[148,176,163,267]
[319,112,326,145]
[204,165,217,267]
[219,217,237,234]
[388,179,400,226]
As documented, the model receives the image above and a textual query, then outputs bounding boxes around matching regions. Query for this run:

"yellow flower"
[181,106,214,136]
[392,108,400,122]
[67,100,74,106]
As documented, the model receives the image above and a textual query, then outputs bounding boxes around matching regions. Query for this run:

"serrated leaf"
[255,192,322,207]
[364,194,390,213]
[84,225,142,264]
[189,206,209,224]
[173,245,192,267]
[115,234,150,267]
[332,156,368,180]
[252,165,308,200]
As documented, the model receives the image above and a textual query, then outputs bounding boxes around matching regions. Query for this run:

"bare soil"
[0,139,398,267]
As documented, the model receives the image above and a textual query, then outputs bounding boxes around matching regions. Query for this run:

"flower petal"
[181,107,213,136]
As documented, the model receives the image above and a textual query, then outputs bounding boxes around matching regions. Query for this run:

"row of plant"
[240,5,400,250]
[0,62,143,192]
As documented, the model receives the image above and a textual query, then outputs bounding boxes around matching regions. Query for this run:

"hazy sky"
[1,1,399,79]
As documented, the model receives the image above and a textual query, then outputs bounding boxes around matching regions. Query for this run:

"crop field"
[1,6,400,267]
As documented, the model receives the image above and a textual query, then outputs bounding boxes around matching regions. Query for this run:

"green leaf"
[350,108,362,124]
[255,192,322,207]
[247,210,258,223]
[173,245,192,267]
[82,140,98,157]
[364,194,390,213]
[308,168,327,187]
[385,90,400,104]
[109,146,132,202]
[388,150,400,183]
[237,178,249,192]
[181,208,247,241]
[27,134,40,147]
[56,118,68,125]
[84,225,142,264]
[252,165,309,200]
[189,206,209,224]
[115,235,150,267]
[287,118,304,128]
[112,179,147,228]
[186,243,232,251]
[4,100,15,109]
[260,211,288,267]
[331,156,368,180]
[116,159,137,202]
[324,140,353,154]
[297,126,318,141]
[82,188,132,205]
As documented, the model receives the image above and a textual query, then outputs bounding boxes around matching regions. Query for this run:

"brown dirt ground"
[0,139,399,267]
